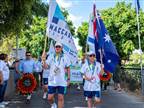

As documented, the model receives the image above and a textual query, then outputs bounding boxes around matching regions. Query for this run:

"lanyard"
[88,60,96,76]
[54,53,63,66]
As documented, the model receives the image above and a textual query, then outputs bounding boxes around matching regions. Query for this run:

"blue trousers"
[0,80,8,102]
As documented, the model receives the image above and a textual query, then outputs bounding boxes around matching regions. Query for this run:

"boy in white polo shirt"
[81,51,103,108]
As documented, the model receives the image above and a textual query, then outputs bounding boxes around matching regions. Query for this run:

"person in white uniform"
[43,42,71,108]
[0,54,10,108]
[42,54,49,99]
[81,51,103,108]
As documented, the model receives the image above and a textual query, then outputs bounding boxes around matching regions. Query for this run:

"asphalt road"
[4,85,144,108]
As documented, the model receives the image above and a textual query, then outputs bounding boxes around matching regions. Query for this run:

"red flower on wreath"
[100,70,112,82]
[17,73,37,94]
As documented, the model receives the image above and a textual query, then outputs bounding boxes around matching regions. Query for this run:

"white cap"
[87,51,96,55]
[55,42,62,47]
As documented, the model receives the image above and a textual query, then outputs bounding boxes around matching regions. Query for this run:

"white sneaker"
[51,103,57,108]
[27,95,31,100]
[77,86,80,90]
[1,101,9,105]
[0,103,5,108]
[85,97,88,101]
[43,92,47,99]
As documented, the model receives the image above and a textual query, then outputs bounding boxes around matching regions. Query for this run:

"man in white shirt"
[81,51,103,108]
[43,42,71,108]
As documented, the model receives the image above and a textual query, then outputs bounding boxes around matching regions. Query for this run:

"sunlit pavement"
[4,85,144,108]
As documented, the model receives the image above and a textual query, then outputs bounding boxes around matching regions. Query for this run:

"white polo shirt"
[46,52,70,86]
[0,60,10,81]
[81,61,101,91]
[43,69,49,79]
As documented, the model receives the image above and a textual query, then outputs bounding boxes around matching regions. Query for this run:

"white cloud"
[68,13,83,29]
[56,0,72,8]
[73,37,82,51]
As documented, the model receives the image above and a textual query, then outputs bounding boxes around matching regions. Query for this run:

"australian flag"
[92,4,120,73]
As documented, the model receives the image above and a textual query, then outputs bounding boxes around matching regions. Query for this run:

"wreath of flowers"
[17,73,37,94]
[100,70,112,82]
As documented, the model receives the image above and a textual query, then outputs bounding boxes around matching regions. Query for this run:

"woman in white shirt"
[0,54,10,107]
[81,51,103,108]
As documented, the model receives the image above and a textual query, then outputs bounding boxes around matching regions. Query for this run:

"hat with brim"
[55,42,62,47]
[87,51,96,55]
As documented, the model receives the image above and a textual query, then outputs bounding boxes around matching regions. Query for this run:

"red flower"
[17,74,37,94]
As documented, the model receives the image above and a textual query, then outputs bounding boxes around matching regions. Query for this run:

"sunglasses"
[89,54,95,57]
[26,55,31,56]
[55,46,61,48]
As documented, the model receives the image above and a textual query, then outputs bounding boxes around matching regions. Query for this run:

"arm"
[65,67,70,86]
[15,62,20,73]
[66,67,70,80]
[83,74,92,81]
[0,71,3,84]
[81,63,92,81]
[42,61,49,69]
[42,54,51,69]
[100,64,104,75]
[18,61,23,73]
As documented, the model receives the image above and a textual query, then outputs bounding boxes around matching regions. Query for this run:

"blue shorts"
[84,91,101,98]
[48,86,67,95]
[43,78,48,85]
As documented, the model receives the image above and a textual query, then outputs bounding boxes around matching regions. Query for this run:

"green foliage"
[19,16,47,57]
[18,8,75,57]
[0,0,49,38]
[120,67,141,91]
[101,2,144,59]
[128,53,144,66]
[76,2,144,59]
[32,1,48,17]
[0,1,75,57]
[0,0,34,37]
[76,22,88,52]
[0,36,15,54]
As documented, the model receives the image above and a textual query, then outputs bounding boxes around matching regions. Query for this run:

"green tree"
[0,0,34,38]
[101,2,144,59]
[76,2,144,59]
[0,1,75,57]
[18,8,75,57]
[76,22,88,52]
[19,16,47,57]
[0,0,48,39]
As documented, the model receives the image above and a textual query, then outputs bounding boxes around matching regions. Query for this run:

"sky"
[44,0,144,29]
[43,0,144,50]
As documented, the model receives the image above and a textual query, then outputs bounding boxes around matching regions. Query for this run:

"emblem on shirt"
[54,66,61,75]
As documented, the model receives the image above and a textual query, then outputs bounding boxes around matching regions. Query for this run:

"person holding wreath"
[19,51,36,103]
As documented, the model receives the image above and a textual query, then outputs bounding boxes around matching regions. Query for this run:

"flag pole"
[135,0,143,94]
[41,34,48,63]
[136,3,142,70]
[42,0,50,62]
[136,3,143,95]
[85,42,88,55]
[94,1,103,65]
